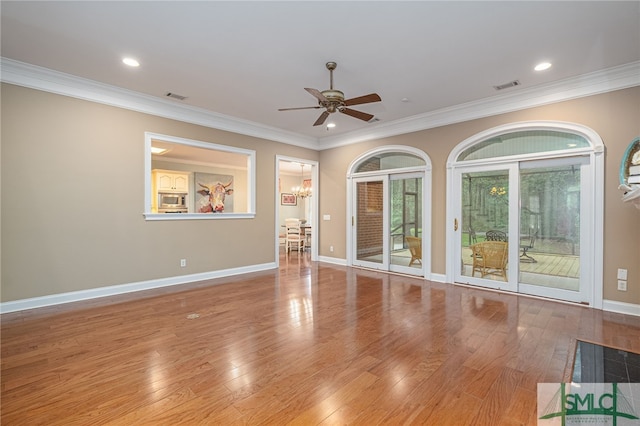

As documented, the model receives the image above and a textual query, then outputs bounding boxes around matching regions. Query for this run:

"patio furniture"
[471,241,508,281]
[468,226,478,244]
[520,230,538,263]
[485,230,507,242]
[405,236,422,267]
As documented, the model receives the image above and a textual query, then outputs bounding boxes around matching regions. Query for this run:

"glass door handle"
[454,218,458,231]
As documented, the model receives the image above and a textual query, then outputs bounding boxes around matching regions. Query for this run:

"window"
[144,132,256,220]
[354,152,425,173]
[457,129,591,162]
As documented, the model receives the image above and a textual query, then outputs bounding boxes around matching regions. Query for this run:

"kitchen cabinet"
[154,171,189,192]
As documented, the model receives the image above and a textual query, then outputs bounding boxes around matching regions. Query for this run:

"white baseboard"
[602,299,640,316]
[429,273,447,283]
[317,256,347,266]
[4,262,637,318]
[0,262,277,314]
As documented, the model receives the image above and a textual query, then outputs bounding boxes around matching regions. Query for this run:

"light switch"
[617,268,628,280]
[323,214,331,220]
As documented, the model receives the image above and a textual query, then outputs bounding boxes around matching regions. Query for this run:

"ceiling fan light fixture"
[326,122,336,128]
[278,61,382,127]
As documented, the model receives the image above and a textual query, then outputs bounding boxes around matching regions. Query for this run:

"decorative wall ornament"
[281,193,297,206]
[195,173,234,213]
[618,137,640,210]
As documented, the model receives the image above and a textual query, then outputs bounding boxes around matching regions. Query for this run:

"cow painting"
[197,180,233,213]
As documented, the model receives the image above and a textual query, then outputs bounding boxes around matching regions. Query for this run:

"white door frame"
[346,145,432,279]
[351,174,390,271]
[451,162,520,293]
[275,155,319,266]
[446,121,604,308]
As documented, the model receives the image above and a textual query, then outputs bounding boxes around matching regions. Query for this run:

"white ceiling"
[1,1,639,148]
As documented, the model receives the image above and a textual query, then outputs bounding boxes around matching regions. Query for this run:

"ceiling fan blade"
[278,106,322,111]
[305,88,328,102]
[313,111,330,126]
[344,93,381,106]
[341,108,374,122]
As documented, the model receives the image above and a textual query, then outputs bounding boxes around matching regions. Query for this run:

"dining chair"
[304,226,312,249]
[285,219,305,253]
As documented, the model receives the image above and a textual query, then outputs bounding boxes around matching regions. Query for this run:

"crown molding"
[318,61,640,150]
[2,57,639,151]
[0,58,318,150]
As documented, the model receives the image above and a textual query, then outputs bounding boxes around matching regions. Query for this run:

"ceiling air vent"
[165,92,188,101]
[493,80,521,91]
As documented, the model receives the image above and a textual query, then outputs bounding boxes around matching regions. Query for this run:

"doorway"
[447,122,604,306]
[276,156,318,265]
[348,147,432,277]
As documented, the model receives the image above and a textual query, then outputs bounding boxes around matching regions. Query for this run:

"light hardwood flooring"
[2,252,638,425]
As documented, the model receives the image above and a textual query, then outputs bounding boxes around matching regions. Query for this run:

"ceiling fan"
[278,61,382,126]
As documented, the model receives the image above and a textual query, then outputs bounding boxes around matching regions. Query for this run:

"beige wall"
[319,87,640,305]
[2,83,639,307]
[1,83,318,301]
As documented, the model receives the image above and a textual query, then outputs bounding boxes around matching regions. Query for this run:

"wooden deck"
[462,247,580,278]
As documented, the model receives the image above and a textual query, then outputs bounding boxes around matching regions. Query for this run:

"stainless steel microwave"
[158,192,187,212]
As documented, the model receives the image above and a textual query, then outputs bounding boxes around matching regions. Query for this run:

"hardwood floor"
[2,252,639,425]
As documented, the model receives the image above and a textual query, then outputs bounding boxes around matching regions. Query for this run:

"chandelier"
[292,164,312,199]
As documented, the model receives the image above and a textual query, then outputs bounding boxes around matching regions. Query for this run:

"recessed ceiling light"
[122,57,140,67]
[534,62,552,71]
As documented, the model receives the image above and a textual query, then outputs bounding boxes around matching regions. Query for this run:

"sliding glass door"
[454,157,590,303]
[455,164,518,292]
[352,173,424,275]
[517,158,588,302]
[353,176,388,270]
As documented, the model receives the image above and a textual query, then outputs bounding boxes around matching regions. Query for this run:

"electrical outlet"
[617,280,627,291]
[329,245,334,252]
[180,259,187,267]
[617,268,628,280]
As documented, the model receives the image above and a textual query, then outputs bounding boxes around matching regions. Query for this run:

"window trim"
[447,120,604,168]
[143,132,256,221]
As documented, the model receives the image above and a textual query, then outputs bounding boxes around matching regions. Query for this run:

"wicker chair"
[470,241,508,281]
[405,236,422,267]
